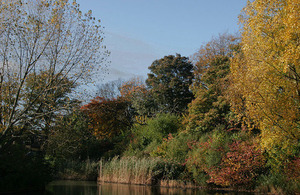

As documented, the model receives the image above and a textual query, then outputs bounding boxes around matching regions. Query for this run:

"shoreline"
[97,178,258,194]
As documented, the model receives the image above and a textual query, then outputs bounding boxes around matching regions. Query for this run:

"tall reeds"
[98,156,160,185]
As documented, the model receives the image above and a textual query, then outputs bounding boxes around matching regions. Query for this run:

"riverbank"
[97,156,185,185]
[53,157,299,194]
[96,156,259,194]
[45,180,257,195]
[97,179,259,194]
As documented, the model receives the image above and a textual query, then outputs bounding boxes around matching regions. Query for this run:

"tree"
[186,33,240,135]
[46,109,98,160]
[146,54,194,114]
[120,77,146,100]
[23,71,76,132]
[81,96,134,157]
[96,78,124,100]
[230,0,300,168]
[96,77,152,119]
[0,0,108,148]
[81,96,132,139]
[119,77,153,117]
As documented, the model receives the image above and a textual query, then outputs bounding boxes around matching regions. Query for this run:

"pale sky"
[76,0,247,83]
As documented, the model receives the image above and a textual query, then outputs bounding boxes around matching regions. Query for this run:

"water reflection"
[98,183,203,195]
[45,180,98,195]
[37,180,253,195]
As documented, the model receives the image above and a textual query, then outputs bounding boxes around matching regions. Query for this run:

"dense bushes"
[151,132,192,163]
[208,140,265,188]
[126,113,182,156]
[0,143,52,193]
[185,131,227,185]
[55,159,99,181]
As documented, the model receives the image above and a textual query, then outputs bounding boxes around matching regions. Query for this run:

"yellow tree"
[0,0,108,148]
[230,0,300,167]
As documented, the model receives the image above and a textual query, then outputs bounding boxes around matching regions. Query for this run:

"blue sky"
[76,0,247,83]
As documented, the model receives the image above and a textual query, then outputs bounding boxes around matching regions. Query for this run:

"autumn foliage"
[285,157,300,184]
[75,0,299,193]
[208,140,265,187]
[79,1,299,192]
[81,97,132,139]
[119,78,147,100]
[2,0,299,193]
[230,0,300,165]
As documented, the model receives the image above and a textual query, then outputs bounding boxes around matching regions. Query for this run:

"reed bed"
[98,156,160,185]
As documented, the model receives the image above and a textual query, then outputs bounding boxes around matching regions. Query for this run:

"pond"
[31,180,254,195]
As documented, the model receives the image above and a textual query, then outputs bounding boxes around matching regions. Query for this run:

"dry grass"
[98,156,199,190]
[98,156,160,185]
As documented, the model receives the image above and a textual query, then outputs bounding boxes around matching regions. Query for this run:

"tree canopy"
[186,33,240,135]
[146,54,194,114]
[81,96,132,139]
[0,0,108,148]
[230,0,300,168]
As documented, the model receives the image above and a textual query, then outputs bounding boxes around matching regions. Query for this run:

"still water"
[32,180,254,195]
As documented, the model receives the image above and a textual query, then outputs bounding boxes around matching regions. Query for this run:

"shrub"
[208,140,265,188]
[257,170,300,194]
[185,128,232,185]
[285,157,300,184]
[151,132,193,164]
[56,159,99,180]
[257,156,300,194]
[0,143,52,193]
[126,113,182,156]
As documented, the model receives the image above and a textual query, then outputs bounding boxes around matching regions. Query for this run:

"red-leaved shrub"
[208,140,265,188]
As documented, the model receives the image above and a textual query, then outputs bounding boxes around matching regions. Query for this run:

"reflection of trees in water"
[99,183,152,195]
[45,181,254,195]
[45,181,98,195]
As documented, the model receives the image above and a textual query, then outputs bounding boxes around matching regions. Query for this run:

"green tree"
[127,113,182,156]
[46,109,98,160]
[23,71,76,133]
[146,54,194,114]
[185,33,240,135]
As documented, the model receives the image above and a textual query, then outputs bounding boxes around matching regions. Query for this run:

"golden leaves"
[230,0,300,159]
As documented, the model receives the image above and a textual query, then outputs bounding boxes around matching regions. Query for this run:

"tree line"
[0,0,299,193]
